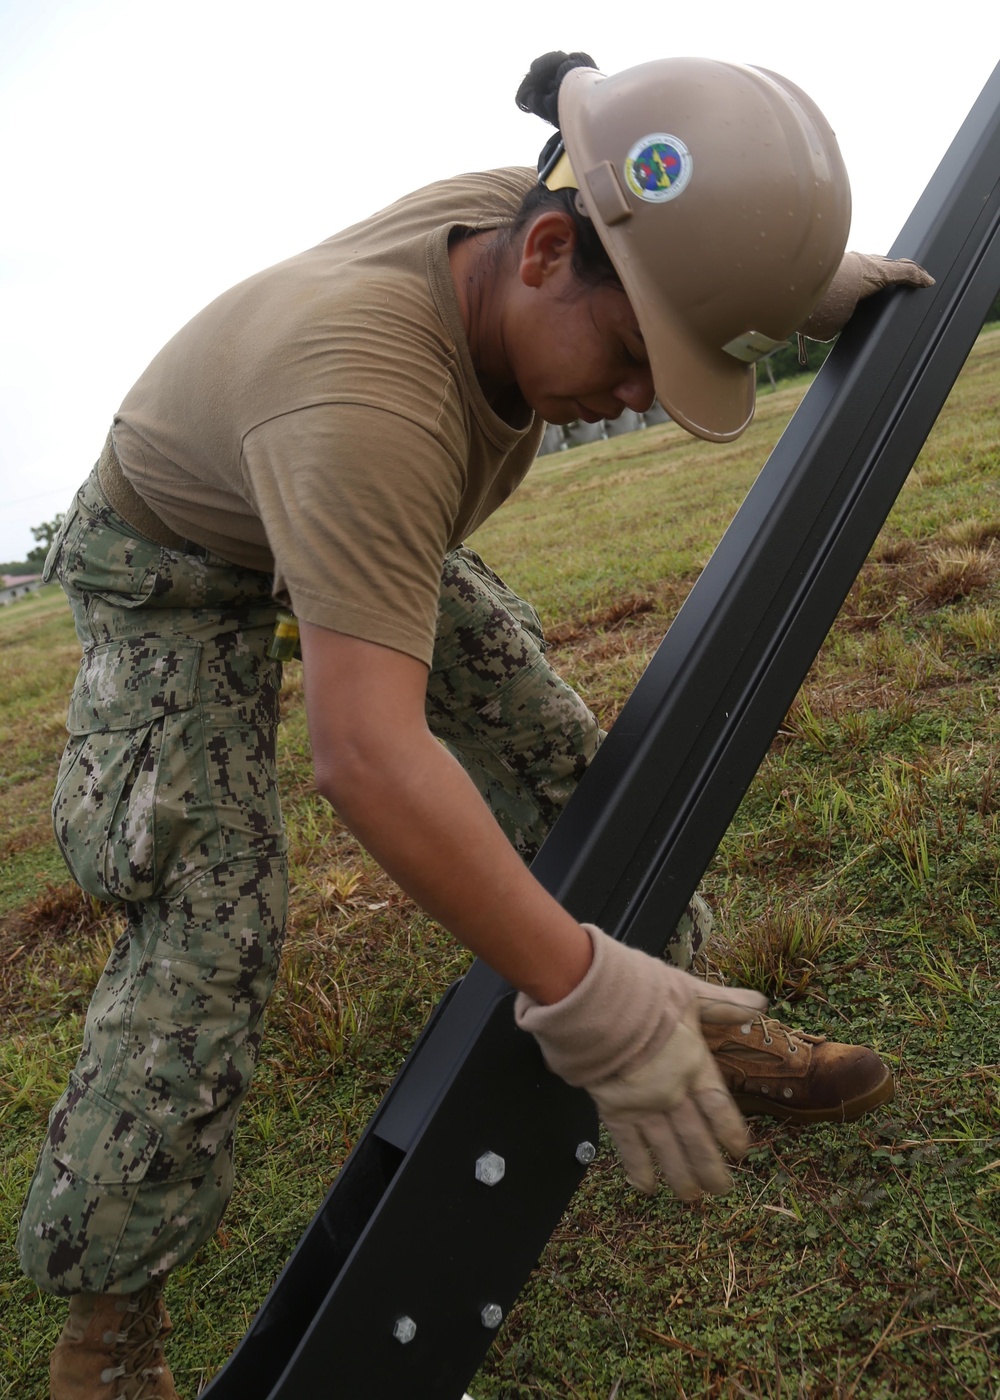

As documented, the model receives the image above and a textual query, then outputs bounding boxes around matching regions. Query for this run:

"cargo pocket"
[59,512,158,609]
[50,473,162,609]
[52,638,217,902]
[18,1074,161,1295]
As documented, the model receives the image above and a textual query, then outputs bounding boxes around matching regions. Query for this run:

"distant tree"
[26,514,65,568]
[985,290,1000,325]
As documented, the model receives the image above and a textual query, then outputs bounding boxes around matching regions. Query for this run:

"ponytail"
[515,50,597,133]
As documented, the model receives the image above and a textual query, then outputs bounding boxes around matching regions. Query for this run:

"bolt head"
[481,1303,503,1330]
[575,1141,596,1165]
[474,1151,506,1186]
[393,1316,417,1345]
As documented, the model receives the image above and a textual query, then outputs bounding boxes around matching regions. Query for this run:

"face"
[503,215,656,426]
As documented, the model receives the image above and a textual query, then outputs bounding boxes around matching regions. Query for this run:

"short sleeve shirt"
[113,168,542,664]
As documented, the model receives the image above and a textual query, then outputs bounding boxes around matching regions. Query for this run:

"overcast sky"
[1,0,998,563]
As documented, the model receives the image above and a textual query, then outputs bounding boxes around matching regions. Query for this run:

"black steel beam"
[201,61,1000,1400]
[533,61,1000,953]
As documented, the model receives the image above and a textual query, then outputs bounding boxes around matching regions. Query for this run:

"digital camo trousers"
[18,474,709,1297]
[431,547,710,971]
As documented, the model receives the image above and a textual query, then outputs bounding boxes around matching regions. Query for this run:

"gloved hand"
[798,251,935,342]
[514,924,768,1198]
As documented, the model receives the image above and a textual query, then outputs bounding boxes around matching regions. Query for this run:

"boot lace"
[98,1284,170,1399]
[745,1013,826,1053]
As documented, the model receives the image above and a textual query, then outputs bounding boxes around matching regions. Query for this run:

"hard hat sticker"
[624,134,693,203]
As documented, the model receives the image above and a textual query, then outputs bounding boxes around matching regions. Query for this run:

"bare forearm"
[316,729,591,1004]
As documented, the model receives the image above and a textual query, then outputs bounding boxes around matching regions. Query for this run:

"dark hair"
[502,50,622,290]
[515,51,597,128]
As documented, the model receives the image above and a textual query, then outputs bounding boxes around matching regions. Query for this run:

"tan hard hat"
[555,58,851,442]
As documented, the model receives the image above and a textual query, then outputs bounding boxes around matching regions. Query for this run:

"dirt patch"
[546,591,662,647]
[839,537,1000,630]
[536,536,1000,744]
[0,884,123,1026]
[0,819,56,860]
[542,585,694,727]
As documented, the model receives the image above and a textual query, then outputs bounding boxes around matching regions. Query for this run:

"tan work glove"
[798,251,935,342]
[515,924,768,1199]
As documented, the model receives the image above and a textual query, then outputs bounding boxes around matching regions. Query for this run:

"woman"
[21,51,928,1399]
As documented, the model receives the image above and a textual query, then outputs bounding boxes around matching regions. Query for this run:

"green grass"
[2,332,1000,1398]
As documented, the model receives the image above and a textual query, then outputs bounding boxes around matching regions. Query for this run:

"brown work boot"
[50,1281,180,1399]
[702,1013,894,1123]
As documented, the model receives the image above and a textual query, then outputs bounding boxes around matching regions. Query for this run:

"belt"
[97,432,191,552]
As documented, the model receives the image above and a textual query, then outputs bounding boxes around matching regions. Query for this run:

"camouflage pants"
[432,547,710,970]
[19,473,708,1298]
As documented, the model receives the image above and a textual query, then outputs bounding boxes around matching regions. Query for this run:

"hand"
[514,925,768,1199]
[798,251,935,341]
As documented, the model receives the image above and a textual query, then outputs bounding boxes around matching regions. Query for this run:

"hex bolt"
[575,1141,597,1165]
[393,1316,417,1345]
[481,1303,503,1330]
[474,1151,506,1186]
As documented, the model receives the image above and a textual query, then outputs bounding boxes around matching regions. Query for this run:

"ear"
[518,211,578,289]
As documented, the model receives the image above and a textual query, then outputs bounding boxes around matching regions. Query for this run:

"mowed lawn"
[2,332,999,1398]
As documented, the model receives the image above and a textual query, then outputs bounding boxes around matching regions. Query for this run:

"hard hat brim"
[558,60,850,443]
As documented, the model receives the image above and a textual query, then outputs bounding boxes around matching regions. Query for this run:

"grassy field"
[2,334,999,1398]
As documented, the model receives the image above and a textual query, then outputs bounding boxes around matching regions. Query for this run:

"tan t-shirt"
[113,168,542,664]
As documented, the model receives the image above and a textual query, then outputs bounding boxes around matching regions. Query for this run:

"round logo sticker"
[624,133,693,203]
